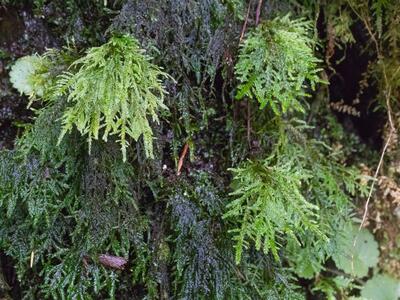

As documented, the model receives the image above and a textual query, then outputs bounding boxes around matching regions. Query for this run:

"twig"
[351,92,394,274]
[177,143,189,176]
[346,1,380,57]
[30,250,35,268]
[255,0,263,26]
[247,101,251,146]
[245,0,264,146]
[359,103,394,231]
[243,1,252,146]
[349,2,396,275]
[324,267,365,285]
[239,1,252,43]
[352,6,395,230]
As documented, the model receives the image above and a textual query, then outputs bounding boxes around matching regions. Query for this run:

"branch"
[177,142,189,176]
[346,1,396,276]
[255,0,263,26]
[239,1,252,43]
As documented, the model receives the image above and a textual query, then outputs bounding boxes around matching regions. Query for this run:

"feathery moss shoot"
[56,35,170,161]
[235,15,322,114]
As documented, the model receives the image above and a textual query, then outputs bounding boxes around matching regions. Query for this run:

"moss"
[1,0,400,298]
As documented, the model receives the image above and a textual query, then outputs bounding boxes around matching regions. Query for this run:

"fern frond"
[372,0,390,38]
[55,35,171,161]
[235,15,322,115]
[224,158,323,264]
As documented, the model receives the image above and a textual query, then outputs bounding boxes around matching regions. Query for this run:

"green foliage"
[0,101,80,243]
[222,0,246,20]
[0,146,150,298]
[109,0,228,81]
[15,101,80,168]
[235,15,322,114]
[312,276,357,300]
[169,172,226,299]
[224,115,365,269]
[288,138,366,280]
[37,143,150,299]
[8,36,168,163]
[226,253,306,300]
[41,253,118,299]
[332,225,380,278]
[371,0,389,38]
[224,158,322,264]
[0,116,79,287]
[324,1,356,45]
[55,35,170,161]
[2,0,399,298]
[109,0,235,161]
[168,171,306,300]
[0,94,151,297]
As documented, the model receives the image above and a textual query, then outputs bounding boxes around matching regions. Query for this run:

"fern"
[0,142,150,298]
[38,143,150,299]
[224,115,367,268]
[55,35,171,161]
[109,0,233,160]
[2,1,393,298]
[0,96,151,297]
[275,120,366,277]
[224,158,323,264]
[169,172,226,299]
[372,0,389,38]
[235,15,322,114]
[225,250,306,299]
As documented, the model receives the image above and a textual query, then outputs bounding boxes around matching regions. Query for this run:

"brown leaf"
[98,254,127,270]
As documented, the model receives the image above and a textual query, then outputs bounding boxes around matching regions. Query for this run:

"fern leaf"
[224,159,323,264]
[235,15,322,115]
[55,35,171,161]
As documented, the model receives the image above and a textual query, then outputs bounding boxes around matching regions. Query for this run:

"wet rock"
[0,6,58,148]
